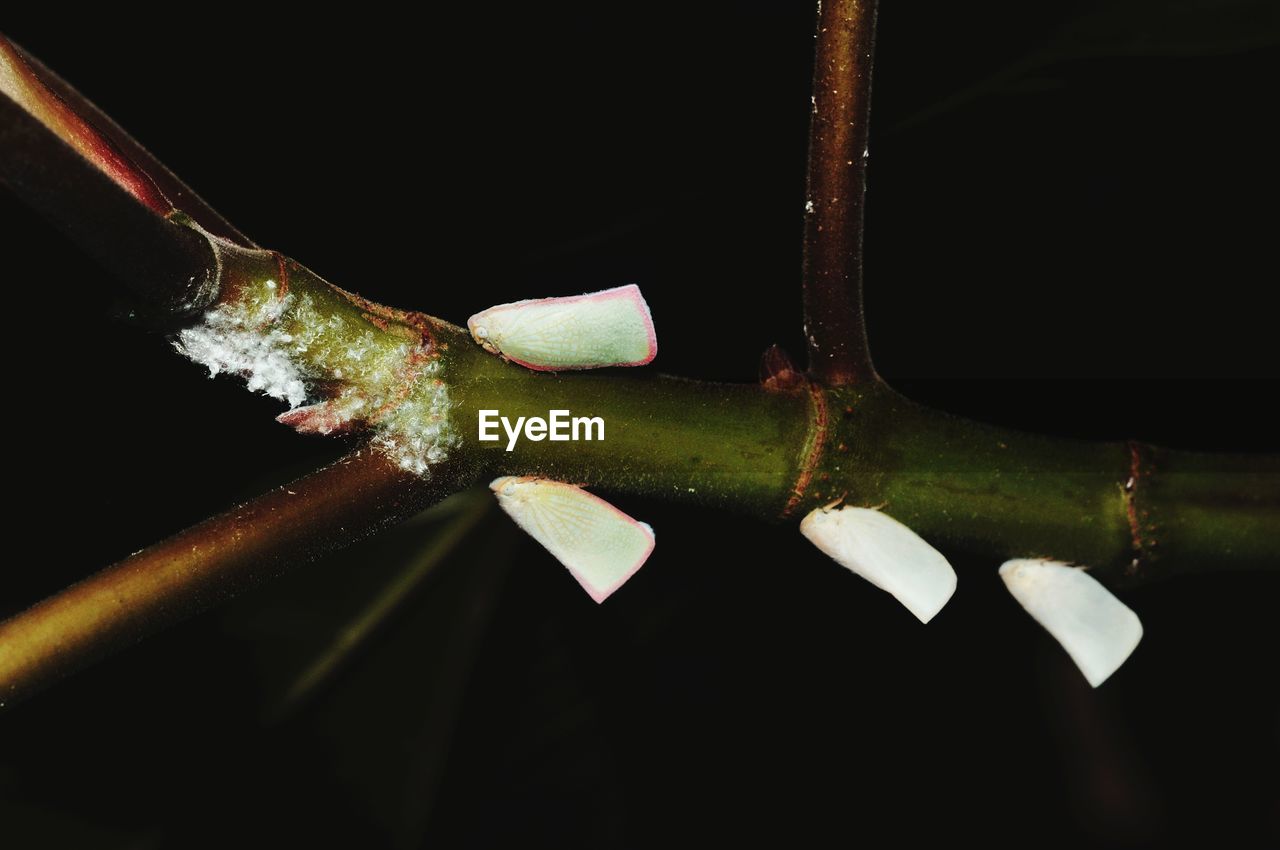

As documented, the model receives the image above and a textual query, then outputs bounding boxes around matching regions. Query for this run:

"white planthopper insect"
[799,504,958,623]
[467,284,657,371]
[999,558,1143,687]
[490,476,656,603]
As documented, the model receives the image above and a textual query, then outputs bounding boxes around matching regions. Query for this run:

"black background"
[2,3,1278,847]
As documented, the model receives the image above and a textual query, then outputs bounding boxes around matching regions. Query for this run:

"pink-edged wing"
[468,285,657,371]
[491,476,655,602]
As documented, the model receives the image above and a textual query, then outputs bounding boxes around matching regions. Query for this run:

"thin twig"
[802,0,879,385]
[270,489,494,719]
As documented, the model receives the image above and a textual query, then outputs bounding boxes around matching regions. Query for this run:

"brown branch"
[0,449,477,708]
[0,92,218,315]
[802,0,879,385]
[1,32,258,316]
[0,34,253,246]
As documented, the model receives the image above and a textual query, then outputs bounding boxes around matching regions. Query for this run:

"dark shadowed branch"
[0,450,474,706]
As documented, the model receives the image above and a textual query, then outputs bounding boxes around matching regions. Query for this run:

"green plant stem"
[1,24,1275,712]
[443,332,1278,586]
[1,217,1275,709]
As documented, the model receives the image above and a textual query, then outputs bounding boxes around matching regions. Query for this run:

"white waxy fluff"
[999,558,1143,687]
[490,477,655,603]
[799,505,958,623]
[175,281,457,476]
[467,284,657,371]
[174,290,306,407]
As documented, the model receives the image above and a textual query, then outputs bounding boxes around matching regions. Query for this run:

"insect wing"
[468,284,657,371]
[800,505,957,623]
[999,558,1143,687]
[491,477,656,602]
